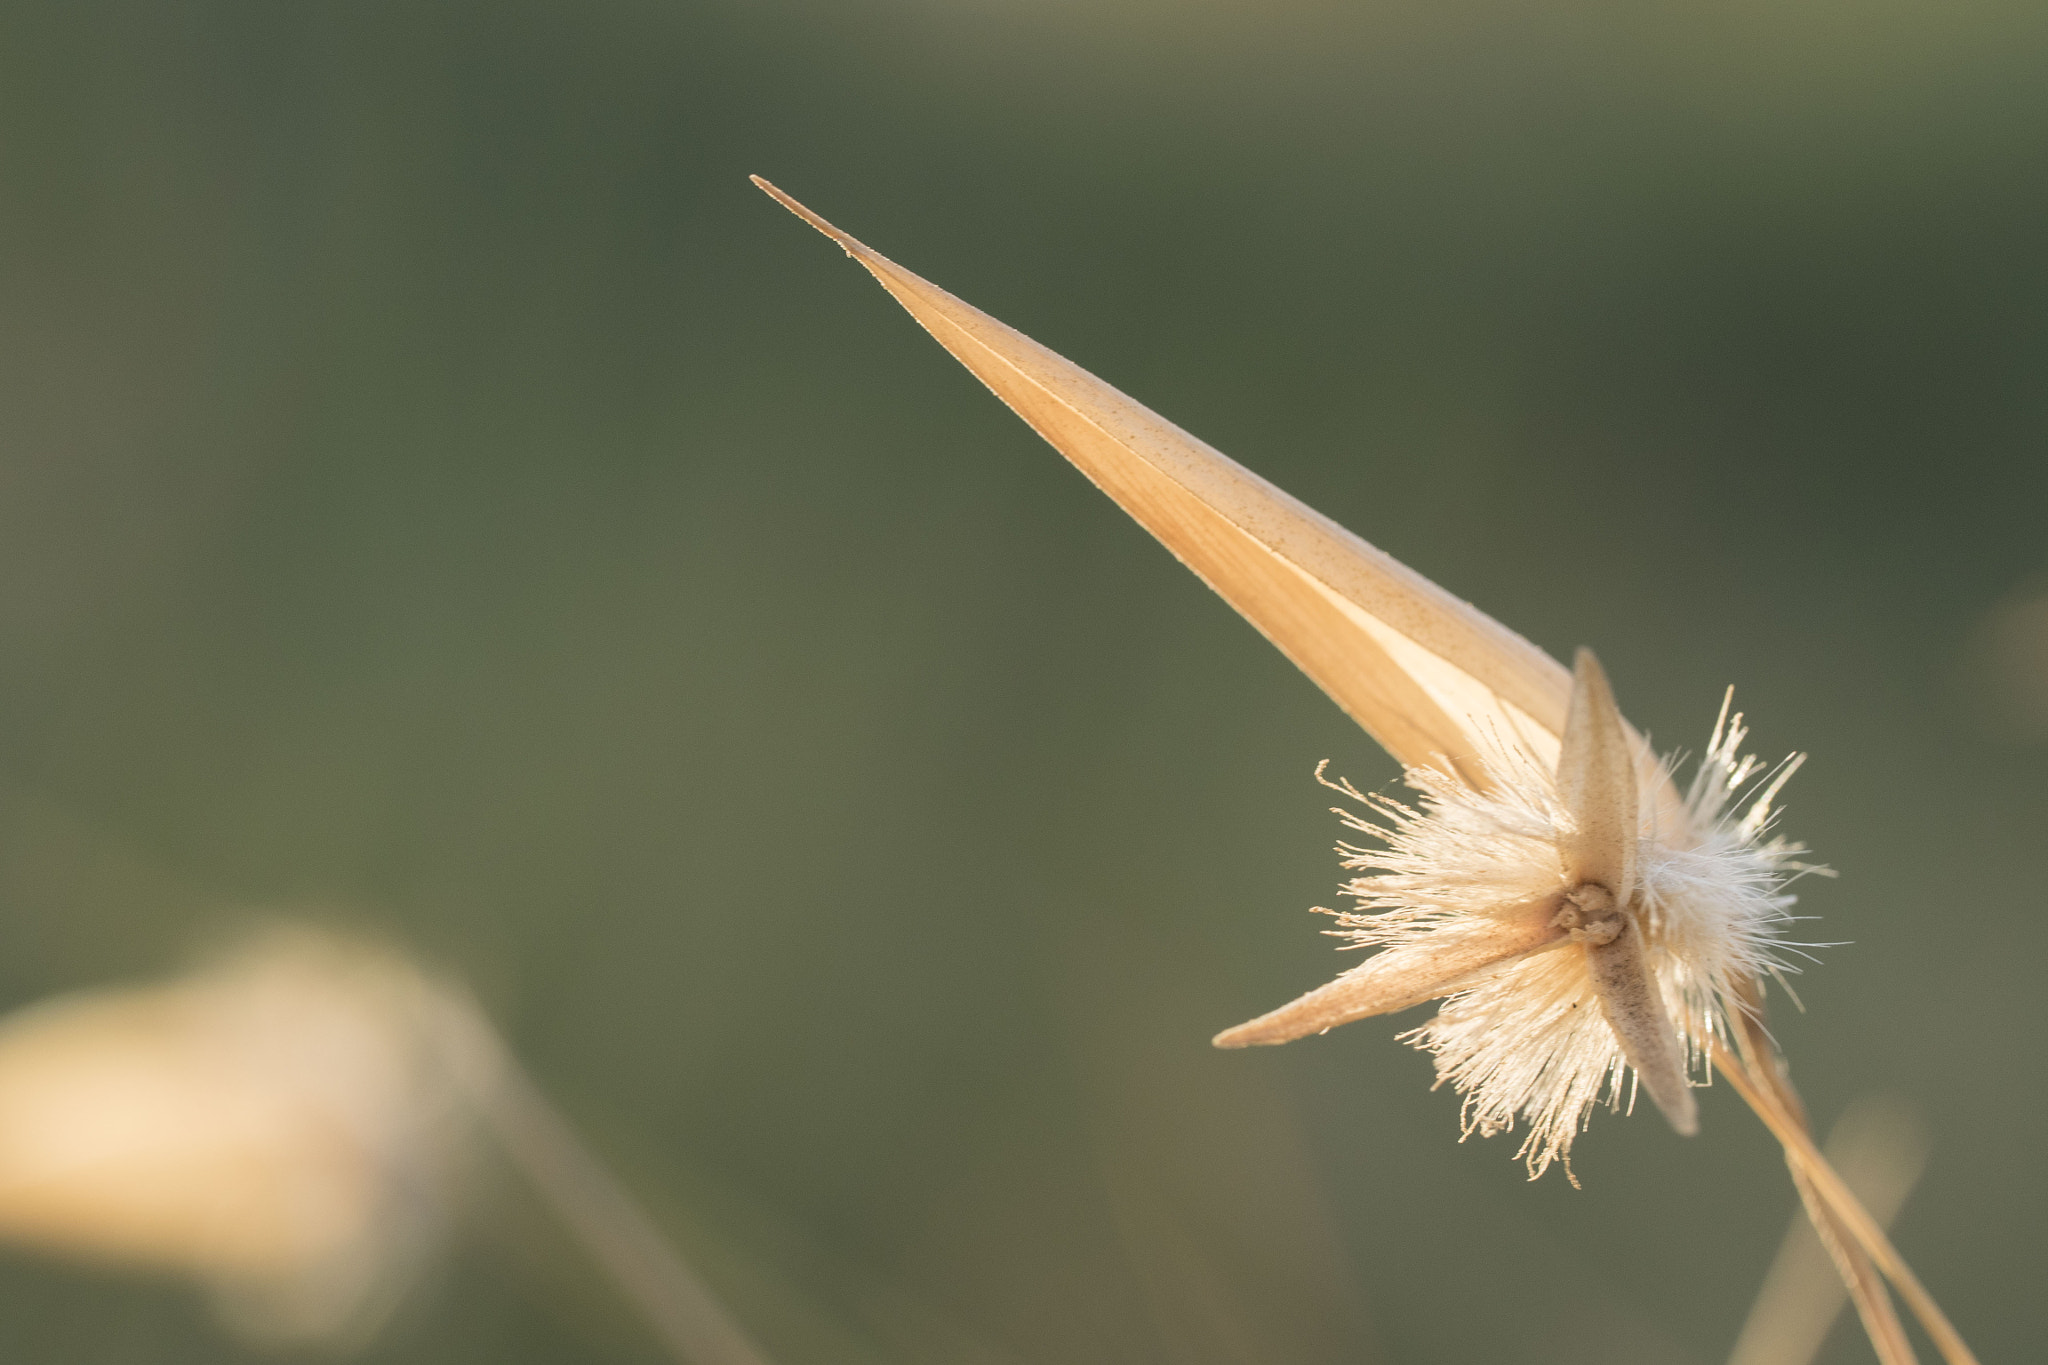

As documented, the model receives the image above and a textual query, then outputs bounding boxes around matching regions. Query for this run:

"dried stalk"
[1781,1165,1916,1365]
[1724,1001,1914,1365]
[1711,1039,1974,1365]
[1727,1093,1926,1365]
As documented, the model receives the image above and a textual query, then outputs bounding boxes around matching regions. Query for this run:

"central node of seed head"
[1553,883,1624,946]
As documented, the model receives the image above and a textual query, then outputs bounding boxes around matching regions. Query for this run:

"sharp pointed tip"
[1211,1026,1256,1049]
[749,176,868,255]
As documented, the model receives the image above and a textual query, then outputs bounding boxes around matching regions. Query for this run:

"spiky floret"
[1322,697,1813,1178]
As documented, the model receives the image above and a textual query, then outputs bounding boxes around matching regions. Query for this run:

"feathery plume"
[1220,662,1811,1175]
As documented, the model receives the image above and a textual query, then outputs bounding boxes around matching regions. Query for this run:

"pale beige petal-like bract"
[1211,897,1566,1048]
[1558,649,1696,1135]
[1557,648,1639,904]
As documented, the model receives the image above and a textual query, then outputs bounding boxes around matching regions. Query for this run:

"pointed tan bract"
[1212,898,1565,1048]
[1555,650,1696,1136]
[1583,923,1698,1136]
[1556,649,1639,902]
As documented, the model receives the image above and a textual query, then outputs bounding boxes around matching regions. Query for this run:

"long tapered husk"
[746,177,1715,830]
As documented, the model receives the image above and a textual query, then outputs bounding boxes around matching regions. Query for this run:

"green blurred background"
[0,0,2043,1360]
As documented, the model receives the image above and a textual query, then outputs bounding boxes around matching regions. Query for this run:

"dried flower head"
[1221,674,1812,1176]
[757,179,1987,1363]
[753,179,1822,1175]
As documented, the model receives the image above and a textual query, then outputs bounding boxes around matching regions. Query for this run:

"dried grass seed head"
[754,181,1821,1177]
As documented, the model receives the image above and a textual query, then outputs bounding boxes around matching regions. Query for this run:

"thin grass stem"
[1725,1008,1915,1365]
[1711,1040,1974,1365]
[1728,1095,1925,1365]
[1781,1168,1916,1365]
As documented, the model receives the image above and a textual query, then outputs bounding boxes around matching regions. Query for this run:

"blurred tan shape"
[0,928,485,1346]
[1962,581,2048,743]
[1727,1095,1929,1365]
